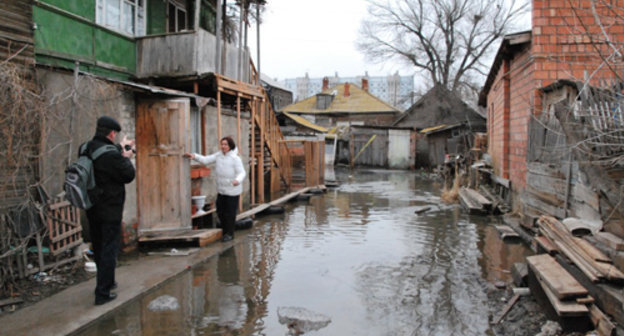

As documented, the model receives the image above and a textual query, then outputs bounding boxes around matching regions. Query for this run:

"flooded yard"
[77,168,531,336]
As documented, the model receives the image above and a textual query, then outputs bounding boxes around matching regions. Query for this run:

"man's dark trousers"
[87,206,121,299]
[216,194,239,237]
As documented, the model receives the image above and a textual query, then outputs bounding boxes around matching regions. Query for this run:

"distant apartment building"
[281,72,414,111]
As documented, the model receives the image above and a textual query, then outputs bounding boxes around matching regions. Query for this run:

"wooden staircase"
[214,63,292,205]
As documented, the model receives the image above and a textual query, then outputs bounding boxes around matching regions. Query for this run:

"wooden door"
[136,98,191,232]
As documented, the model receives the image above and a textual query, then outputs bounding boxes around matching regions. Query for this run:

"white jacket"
[193,148,246,196]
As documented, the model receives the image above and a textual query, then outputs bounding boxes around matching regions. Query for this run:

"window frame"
[96,0,146,37]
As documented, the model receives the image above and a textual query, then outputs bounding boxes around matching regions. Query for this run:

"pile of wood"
[527,254,590,316]
[527,254,616,335]
[537,216,624,283]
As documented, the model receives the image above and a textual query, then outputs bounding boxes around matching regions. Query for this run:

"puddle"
[77,168,531,336]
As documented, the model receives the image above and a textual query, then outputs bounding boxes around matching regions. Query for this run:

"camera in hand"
[124,145,136,153]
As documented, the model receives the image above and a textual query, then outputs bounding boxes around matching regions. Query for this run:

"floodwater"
[77,169,531,336]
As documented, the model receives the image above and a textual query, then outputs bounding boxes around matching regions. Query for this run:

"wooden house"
[281,78,401,130]
[0,0,301,263]
[279,78,418,169]
[393,85,486,167]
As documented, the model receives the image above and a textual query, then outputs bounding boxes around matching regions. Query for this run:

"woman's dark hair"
[222,136,236,150]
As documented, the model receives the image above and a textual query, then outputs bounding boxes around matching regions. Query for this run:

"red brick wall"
[487,61,508,179]
[488,0,624,201]
[507,47,534,191]
[532,0,624,88]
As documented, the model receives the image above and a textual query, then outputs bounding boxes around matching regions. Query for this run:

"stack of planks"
[527,254,590,316]
[537,216,624,283]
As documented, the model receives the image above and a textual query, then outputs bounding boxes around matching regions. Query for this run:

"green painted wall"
[33,3,135,79]
[147,0,167,35]
[95,29,135,71]
[39,0,95,20]
[34,6,94,61]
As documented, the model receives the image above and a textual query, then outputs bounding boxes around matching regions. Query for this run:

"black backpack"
[64,142,117,209]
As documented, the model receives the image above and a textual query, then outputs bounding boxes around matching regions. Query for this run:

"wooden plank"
[535,235,558,254]
[537,272,589,316]
[50,239,83,257]
[540,216,624,282]
[541,223,602,282]
[576,296,594,304]
[495,225,520,240]
[573,237,611,263]
[589,304,616,336]
[594,232,624,251]
[48,200,71,210]
[493,293,520,324]
[458,188,485,214]
[526,254,588,299]
[236,187,313,220]
[138,229,221,247]
[463,188,492,208]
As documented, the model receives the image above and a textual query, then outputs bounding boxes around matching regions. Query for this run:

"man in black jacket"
[86,116,135,305]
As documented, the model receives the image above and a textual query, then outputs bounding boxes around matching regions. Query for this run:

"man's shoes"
[95,292,117,305]
[221,234,233,242]
[111,282,118,290]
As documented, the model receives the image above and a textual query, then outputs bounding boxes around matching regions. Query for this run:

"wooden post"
[257,99,265,203]
[349,133,355,168]
[250,98,256,205]
[217,90,222,140]
[236,93,241,150]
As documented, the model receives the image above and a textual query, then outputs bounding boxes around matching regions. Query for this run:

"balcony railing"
[136,29,251,81]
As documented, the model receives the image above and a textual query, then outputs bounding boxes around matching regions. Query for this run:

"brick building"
[478,0,624,202]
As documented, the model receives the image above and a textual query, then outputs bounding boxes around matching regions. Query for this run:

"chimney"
[322,77,329,91]
[361,78,369,92]
[344,82,350,97]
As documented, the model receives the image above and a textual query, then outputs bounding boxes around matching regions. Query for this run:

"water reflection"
[77,169,531,336]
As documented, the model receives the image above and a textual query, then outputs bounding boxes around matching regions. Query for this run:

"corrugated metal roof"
[282,83,399,114]
[283,112,328,132]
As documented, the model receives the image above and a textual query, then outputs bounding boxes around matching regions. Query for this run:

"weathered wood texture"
[136,98,192,233]
[527,254,588,300]
[138,228,221,247]
[137,29,250,81]
[524,162,601,221]
[46,200,83,256]
[0,0,35,68]
[537,216,624,283]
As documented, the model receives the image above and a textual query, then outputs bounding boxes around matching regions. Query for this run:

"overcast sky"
[248,0,531,82]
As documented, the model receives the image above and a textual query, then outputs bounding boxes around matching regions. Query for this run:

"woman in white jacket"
[184,136,246,242]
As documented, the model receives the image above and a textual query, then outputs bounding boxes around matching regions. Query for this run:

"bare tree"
[357,0,528,93]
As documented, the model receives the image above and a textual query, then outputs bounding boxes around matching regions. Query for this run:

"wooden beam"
[216,74,264,98]
[251,98,256,206]
[236,93,241,152]
[217,90,222,140]
[257,99,265,203]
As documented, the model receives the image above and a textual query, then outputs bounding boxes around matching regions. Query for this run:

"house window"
[168,0,188,32]
[96,0,146,36]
